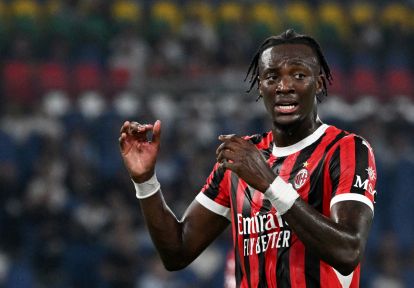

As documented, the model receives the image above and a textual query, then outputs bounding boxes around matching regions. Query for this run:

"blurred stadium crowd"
[0,0,413,287]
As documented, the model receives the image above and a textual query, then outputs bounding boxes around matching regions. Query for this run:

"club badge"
[294,168,309,189]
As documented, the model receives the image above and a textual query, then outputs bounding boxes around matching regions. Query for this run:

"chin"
[273,114,301,128]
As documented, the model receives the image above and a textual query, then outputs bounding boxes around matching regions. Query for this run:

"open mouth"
[274,103,298,113]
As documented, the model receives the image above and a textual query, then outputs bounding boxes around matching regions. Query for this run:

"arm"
[283,199,372,275]
[216,135,373,275]
[119,121,229,271]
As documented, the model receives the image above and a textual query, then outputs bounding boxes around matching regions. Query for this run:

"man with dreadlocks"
[119,29,376,287]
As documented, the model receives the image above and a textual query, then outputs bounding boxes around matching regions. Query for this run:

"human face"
[258,44,323,128]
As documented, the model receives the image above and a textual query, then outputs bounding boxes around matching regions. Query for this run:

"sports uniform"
[196,124,376,288]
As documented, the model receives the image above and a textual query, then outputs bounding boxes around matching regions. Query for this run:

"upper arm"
[180,199,230,263]
[331,200,373,245]
[178,162,231,264]
[328,135,377,249]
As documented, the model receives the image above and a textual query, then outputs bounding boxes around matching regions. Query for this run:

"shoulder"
[326,125,373,151]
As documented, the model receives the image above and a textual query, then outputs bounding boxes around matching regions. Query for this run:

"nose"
[276,75,295,94]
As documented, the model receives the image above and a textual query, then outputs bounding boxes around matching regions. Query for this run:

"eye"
[293,73,306,80]
[266,74,278,81]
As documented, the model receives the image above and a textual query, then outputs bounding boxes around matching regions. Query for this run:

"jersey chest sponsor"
[237,211,291,256]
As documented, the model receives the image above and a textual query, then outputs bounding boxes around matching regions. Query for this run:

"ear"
[316,74,324,94]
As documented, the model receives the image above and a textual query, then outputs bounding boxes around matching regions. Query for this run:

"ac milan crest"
[294,168,309,189]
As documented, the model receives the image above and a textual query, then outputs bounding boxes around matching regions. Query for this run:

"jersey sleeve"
[328,134,377,212]
[195,162,231,221]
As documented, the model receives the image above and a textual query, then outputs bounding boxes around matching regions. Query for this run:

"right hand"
[119,120,161,183]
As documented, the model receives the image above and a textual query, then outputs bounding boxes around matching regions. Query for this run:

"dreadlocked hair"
[245,29,333,102]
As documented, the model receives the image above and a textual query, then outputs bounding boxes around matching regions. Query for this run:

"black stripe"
[272,156,286,174]
[350,137,369,195]
[241,189,252,288]
[325,131,349,195]
[305,249,320,288]
[257,204,270,288]
[204,166,225,200]
[262,146,272,161]
[309,158,324,212]
[234,245,243,288]
[329,146,341,197]
[257,238,267,287]
[305,160,324,287]
[276,244,291,288]
[231,172,243,288]
[248,133,265,145]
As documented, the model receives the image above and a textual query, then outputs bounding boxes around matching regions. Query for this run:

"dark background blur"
[0,1,413,287]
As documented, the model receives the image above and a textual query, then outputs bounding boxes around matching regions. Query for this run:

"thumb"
[152,120,162,145]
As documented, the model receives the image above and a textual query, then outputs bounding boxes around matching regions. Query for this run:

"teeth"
[278,105,295,110]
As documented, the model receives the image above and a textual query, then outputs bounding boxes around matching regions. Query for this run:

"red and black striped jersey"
[196,124,376,288]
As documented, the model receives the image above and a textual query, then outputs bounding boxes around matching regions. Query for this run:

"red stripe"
[289,234,305,288]
[350,265,360,288]
[279,153,299,181]
[253,193,278,288]
[338,136,356,194]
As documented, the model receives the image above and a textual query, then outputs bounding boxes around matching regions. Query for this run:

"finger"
[219,135,246,147]
[129,124,154,141]
[118,132,130,152]
[216,142,230,156]
[120,121,130,134]
[216,140,239,156]
[219,160,237,172]
[217,149,236,164]
[130,123,153,133]
[152,120,162,145]
[218,134,237,142]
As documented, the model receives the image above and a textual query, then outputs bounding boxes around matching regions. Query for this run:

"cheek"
[301,82,317,100]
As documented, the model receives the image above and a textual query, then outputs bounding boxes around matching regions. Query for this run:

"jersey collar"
[272,124,329,157]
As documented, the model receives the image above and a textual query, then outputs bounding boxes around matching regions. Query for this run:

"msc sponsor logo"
[353,175,369,190]
[353,175,376,196]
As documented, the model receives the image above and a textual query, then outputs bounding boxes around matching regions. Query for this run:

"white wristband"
[133,173,161,199]
[264,176,299,215]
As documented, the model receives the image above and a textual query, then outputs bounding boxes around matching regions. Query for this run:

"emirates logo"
[294,168,308,189]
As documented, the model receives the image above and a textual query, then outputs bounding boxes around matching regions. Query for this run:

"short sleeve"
[195,162,231,221]
[328,135,377,212]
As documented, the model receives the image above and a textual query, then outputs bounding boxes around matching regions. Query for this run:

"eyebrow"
[284,58,318,68]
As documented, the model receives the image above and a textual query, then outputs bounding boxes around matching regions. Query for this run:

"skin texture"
[119,43,374,275]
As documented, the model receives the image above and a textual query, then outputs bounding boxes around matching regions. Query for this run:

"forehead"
[259,44,319,70]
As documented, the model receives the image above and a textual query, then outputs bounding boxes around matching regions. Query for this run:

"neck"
[272,117,323,147]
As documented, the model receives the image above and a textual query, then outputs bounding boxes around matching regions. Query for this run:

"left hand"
[216,135,276,192]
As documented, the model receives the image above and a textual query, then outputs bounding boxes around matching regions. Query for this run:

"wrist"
[264,176,299,215]
[133,173,160,199]
[132,170,155,183]
[259,169,278,192]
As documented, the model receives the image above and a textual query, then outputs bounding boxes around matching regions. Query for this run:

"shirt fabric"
[196,124,377,288]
